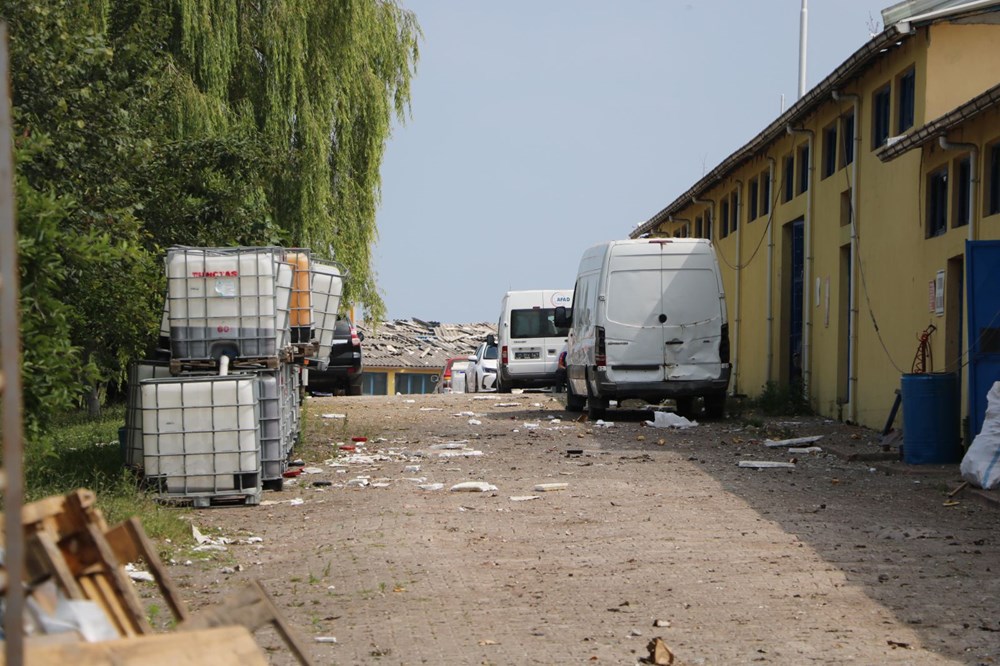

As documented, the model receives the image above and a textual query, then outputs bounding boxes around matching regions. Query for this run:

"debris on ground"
[763,435,823,448]
[449,481,498,492]
[645,412,698,429]
[738,460,797,469]
[641,637,675,665]
[533,483,569,492]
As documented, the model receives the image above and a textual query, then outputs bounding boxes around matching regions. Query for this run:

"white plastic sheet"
[644,411,698,429]
[961,381,1000,490]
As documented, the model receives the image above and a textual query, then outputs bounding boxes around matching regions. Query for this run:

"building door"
[966,240,1000,437]
[788,219,805,385]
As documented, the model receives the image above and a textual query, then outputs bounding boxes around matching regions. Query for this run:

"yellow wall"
[649,21,1000,433]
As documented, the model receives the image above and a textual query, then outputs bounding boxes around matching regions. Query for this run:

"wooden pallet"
[169,356,281,375]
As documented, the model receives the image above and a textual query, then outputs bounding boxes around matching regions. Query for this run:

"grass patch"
[751,381,814,417]
[23,405,191,546]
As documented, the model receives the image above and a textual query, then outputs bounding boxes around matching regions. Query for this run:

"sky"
[374,0,890,324]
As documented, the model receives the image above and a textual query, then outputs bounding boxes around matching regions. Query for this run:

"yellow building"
[631,0,1000,435]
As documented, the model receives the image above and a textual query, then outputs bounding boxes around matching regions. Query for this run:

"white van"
[496,290,573,393]
[554,238,730,419]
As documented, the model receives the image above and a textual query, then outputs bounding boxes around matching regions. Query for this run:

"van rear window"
[607,268,719,326]
[511,309,569,338]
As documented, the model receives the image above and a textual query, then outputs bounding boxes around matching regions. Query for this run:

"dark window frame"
[897,67,915,133]
[783,155,795,203]
[695,216,703,238]
[822,122,838,179]
[841,111,856,168]
[926,166,948,238]
[748,176,759,221]
[720,198,730,238]
[730,190,739,233]
[760,171,771,216]
[953,155,971,229]
[872,83,891,150]
[797,143,810,195]
[989,142,1000,217]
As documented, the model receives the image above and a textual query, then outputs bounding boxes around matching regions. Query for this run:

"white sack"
[960,381,1000,490]
[645,411,698,429]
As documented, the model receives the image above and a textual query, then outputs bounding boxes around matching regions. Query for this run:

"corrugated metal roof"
[358,319,497,370]
[877,80,1000,161]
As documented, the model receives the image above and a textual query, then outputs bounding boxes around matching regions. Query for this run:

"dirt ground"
[158,392,1000,665]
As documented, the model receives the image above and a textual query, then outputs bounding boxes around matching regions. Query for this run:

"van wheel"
[565,384,586,412]
[586,384,608,421]
[674,397,695,419]
[497,378,511,394]
[704,393,726,420]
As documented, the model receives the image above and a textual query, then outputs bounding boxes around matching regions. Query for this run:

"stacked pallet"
[125,247,345,506]
[0,488,312,664]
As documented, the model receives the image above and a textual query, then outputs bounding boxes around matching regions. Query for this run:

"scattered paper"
[450,481,498,492]
[764,435,823,448]
[738,461,796,469]
[645,412,698,429]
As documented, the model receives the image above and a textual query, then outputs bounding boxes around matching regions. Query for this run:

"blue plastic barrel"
[901,372,962,464]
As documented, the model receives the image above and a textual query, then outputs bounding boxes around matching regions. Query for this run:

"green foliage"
[3,0,419,434]
[753,381,814,416]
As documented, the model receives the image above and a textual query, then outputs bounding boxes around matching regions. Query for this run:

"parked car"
[306,316,364,395]
[465,335,498,393]
[438,357,470,393]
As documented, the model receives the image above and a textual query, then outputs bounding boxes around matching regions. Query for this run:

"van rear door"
[604,245,667,383]
[660,250,724,381]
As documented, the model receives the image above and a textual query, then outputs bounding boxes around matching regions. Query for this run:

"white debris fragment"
[509,495,541,501]
[645,412,698,429]
[321,413,346,419]
[436,450,484,458]
[418,483,445,491]
[533,483,569,492]
[289,497,305,505]
[403,399,416,403]
[738,461,796,469]
[764,435,823,448]
[787,446,823,454]
[594,420,615,427]
[472,396,499,400]
[371,482,391,488]
[419,407,443,411]
[494,402,520,407]
[301,467,324,474]
[346,478,370,487]
[404,465,422,473]
[449,481,498,493]
[314,636,338,644]
[468,419,482,425]
[431,441,470,450]
[124,564,155,582]
[523,422,540,429]
[454,411,476,417]
[244,536,264,545]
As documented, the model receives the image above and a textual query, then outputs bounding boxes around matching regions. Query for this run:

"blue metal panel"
[966,240,1000,437]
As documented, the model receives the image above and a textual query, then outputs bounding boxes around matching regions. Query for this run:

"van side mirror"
[553,306,571,328]
[357,331,365,342]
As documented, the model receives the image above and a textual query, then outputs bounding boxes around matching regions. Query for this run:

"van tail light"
[558,351,567,370]
[501,345,508,365]
[350,327,361,347]
[595,326,607,368]
[719,323,730,363]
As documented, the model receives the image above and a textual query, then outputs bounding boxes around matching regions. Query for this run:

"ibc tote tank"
[286,251,312,344]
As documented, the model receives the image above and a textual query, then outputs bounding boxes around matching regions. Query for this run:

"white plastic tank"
[166,247,293,360]
[310,259,346,366]
[255,369,287,483]
[124,360,173,468]
[140,375,260,496]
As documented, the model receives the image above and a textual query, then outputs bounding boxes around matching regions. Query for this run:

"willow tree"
[170,0,420,321]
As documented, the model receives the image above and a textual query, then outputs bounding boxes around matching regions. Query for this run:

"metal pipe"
[787,125,814,401]
[667,215,691,238]
[798,0,809,99]
[938,136,979,243]
[691,197,715,241]
[734,179,744,395]
[766,157,776,384]
[219,354,230,377]
[833,90,860,423]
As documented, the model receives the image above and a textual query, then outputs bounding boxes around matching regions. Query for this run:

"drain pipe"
[938,136,979,243]
[833,90,860,423]
[692,196,715,241]
[766,157,776,384]
[219,354,230,377]
[734,179,744,395]
[787,125,814,401]
[667,215,691,238]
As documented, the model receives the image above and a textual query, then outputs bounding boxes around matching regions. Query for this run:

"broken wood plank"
[0,625,268,665]
[105,517,190,623]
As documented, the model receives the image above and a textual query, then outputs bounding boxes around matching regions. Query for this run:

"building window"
[841,111,855,167]
[760,171,771,215]
[872,84,891,149]
[705,209,713,240]
[361,372,387,395]
[954,156,971,228]
[748,176,758,221]
[798,144,810,195]
[927,167,948,238]
[897,67,915,133]
[822,123,838,179]
[395,372,437,394]
[695,216,703,238]
[720,198,730,238]
[783,155,795,203]
[989,143,1000,216]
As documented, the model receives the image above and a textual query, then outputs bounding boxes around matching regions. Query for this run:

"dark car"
[307,316,364,395]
